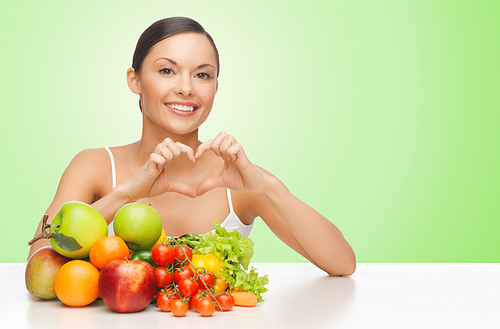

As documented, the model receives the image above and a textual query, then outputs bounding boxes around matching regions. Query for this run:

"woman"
[28,17,355,276]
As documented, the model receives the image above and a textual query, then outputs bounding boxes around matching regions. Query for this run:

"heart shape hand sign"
[124,132,270,202]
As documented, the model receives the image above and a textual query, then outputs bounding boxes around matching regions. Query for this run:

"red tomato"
[155,266,173,289]
[178,277,199,298]
[174,245,193,266]
[165,288,180,299]
[197,272,215,291]
[174,267,194,284]
[197,297,215,317]
[191,291,204,312]
[170,299,189,317]
[152,244,175,266]
[157,292,173,312]
[215,293,235,311]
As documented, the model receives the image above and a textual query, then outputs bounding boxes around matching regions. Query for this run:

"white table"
[1,263,499,329]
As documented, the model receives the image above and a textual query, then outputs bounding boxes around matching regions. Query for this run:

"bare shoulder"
[70,148,111,175]
[60,147,113,201]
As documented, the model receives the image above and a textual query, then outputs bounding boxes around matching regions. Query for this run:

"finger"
[155,143,174,163]
[162,138,181,158]
[175,142,195,162]
[210,131,228,157]
[148,153,166,172]
[196,175,225,196]
[219,135,236,161]
[226,142,244,162]
[195,140,213,159]
[168,181,197,198]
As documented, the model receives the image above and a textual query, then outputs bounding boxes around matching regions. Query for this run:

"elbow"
[327,261,356,277]
[341,261,356,276]
[327,250,356,277]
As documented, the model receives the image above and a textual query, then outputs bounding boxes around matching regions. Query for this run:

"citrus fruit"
[49,201,108,259]
[54,260,100,307]
[89,235,130,270]
[113,203,162,250]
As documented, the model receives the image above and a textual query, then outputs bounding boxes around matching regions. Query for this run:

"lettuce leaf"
[179,221,269,302]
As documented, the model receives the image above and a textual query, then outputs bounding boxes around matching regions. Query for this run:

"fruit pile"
[26,201,268,317]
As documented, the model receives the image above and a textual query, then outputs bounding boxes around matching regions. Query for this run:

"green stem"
[171,235,223,310]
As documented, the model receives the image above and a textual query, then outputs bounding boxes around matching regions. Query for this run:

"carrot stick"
[230,291,258,307]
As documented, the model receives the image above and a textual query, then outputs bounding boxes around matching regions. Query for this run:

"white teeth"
[166,104,195,112]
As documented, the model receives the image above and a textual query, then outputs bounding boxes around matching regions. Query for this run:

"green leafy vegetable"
[178,221,269,301]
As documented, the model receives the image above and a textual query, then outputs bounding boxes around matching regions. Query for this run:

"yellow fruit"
[190,254,228,292]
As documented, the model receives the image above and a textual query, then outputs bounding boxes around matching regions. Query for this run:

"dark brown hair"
[132,17,220,76]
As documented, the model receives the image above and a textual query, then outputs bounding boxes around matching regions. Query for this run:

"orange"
[89,235,130,270]
[54,260,100,307]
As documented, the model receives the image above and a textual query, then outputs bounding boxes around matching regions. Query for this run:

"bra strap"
[226,188,234,213]
[104,147,116,189]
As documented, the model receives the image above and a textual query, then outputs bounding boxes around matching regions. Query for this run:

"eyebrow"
[154,57,215,70]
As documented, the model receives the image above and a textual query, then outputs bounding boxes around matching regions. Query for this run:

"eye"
[159,68,173,75]
[195,72,211,79]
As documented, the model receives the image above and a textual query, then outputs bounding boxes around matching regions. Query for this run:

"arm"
[254,176,356,276]
[28,139,197,260]
[28,148,111,260]
[195,132,356,276]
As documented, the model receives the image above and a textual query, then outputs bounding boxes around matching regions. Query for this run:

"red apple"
[25,246,71,299]
[98,259,157,313]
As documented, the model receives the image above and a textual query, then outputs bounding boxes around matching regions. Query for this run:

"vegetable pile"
[151,221,269,317]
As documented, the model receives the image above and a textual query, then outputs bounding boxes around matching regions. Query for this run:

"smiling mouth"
[165,104,197,112]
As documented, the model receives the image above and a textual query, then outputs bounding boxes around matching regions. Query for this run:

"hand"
[123,138,197,201]
[195,132,269,196]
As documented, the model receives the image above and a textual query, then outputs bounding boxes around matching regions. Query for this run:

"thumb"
[168,180,197,198]
[196,175,225,196]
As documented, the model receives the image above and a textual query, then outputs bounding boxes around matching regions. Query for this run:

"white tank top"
[103,147,253,238]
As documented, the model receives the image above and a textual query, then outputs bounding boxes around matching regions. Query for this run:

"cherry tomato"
[196,272,215,291]
[178,277,199,298]
[174,267,194,284]
[170,299,189,317]
[157,292,173,312]
[152,244,175,266]
[174,245,193,266]
[215,293,235,311]
[155,266,173,289]
[165,288,180,299]
[191,291,204,312]
[197,297,215,317]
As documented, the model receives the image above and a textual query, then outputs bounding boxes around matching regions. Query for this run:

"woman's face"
[129,32,219,136]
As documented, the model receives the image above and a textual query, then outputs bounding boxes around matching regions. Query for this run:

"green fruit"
[113,203,162,251]
[49,201,108,259]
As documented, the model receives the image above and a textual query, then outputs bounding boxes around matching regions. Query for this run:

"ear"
[216,80,219,93]
[127,67,141,94]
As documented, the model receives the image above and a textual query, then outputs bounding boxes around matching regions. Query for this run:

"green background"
[1,0,498,263]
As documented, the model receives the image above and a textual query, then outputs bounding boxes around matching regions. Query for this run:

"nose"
[175,75,194,97]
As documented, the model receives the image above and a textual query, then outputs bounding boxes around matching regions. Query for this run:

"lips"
[164,101,199,117]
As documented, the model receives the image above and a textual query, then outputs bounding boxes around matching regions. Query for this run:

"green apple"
[49,201,108,259]
[113,203,162,251]
[25,246,71,299]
